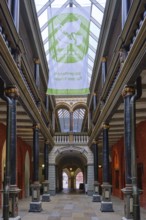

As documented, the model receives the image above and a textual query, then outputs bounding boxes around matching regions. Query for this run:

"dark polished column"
[34,58,40,89]
[101,57,107,87]
[45,95,49,113]
[29,124,42,212]
[52,111,55,131]
[69,110,74,142]
[130,77,142,220]
[5,86,21,219]
[42,141,50,202]
[93,93,97,111]
[70,111,73,132]
[122,0,130,29]
[88,109,91,130]
[0,79,12,220]
[101,123,113,212]
[8,0,20,32]
[92,140,101,202]
[121,85,135,220]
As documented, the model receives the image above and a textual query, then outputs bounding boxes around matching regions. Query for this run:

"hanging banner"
[46,6,90,95]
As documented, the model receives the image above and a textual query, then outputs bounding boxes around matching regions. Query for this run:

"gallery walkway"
[1,190,146,220]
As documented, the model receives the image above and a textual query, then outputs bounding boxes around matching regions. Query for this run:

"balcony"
[54,132,89,145]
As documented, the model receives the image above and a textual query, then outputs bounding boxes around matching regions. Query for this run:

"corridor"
[1,191,146,220]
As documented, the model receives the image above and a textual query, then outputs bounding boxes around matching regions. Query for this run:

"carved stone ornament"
[122,86,135,97]
[32,123,40,130]
[102,123,110,130]
[5,86,19,98]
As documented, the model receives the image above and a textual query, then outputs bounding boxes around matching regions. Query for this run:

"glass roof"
[34,0,106,87]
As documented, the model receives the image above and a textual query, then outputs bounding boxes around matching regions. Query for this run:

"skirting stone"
[92,194,101,202]
[9,216,21,220]
[87,190,94,196]
[122,217,133,220]
[42,194,51,202]
[29,201,42,212]
[100,201,114,212]
[49,190,56,196]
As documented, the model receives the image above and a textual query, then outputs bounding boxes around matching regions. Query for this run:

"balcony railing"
[54,133,88,144]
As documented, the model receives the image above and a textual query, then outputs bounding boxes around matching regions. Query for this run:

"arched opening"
[62,170,68,189]
[55,148,88,194]
[24,151,30,197]
[1,141,6,187]
[75,170,83,189]
[57,108,70,132]
[1,141,6,206]
[73,108,86,132]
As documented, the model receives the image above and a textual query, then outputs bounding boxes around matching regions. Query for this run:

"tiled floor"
[1,190,146,220]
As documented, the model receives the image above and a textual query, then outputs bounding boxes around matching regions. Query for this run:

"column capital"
[92,139,97,144]
[34,58,40,64]
[32,123,40,130]
[102,122,110,130]
[45,140,50,144]
[122,85,135,97]
[101,57,107,62]
[5,85,19,98]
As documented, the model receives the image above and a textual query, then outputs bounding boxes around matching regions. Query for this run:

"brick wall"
[112,120,146,209]
[0,123,32,207]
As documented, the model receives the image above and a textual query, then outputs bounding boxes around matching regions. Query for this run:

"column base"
[42,193,51,202]
[100,201,114,212]
[9,217,21,220]
[49,190,56,196]
[121,217,133,220]
[92,194,101,202]
[29,201,42,212]
[87,190,94,196]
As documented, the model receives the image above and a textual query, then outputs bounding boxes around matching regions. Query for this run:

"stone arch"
[55,102,71,112]
[50,145,93,164]
[72,103,88,112]
[24,151,30,197]
[49,145,94,194]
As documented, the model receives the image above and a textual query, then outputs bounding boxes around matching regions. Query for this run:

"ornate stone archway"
[49,145,94,195]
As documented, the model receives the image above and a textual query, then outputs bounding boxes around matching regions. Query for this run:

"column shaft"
[9,0,20,32]
[122,0,130,28]
[70,111,73,132]
[122,85,135,219]
[102,126,110,183]
[93,143,98,182]
[101,57,107,87]
[33,125,39,182]
[44,143,49,181]
[93,94,97,111]
[45,95,49,112]
[10,99,17,185]
[34,59,40,89]
[124,91,133,184]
